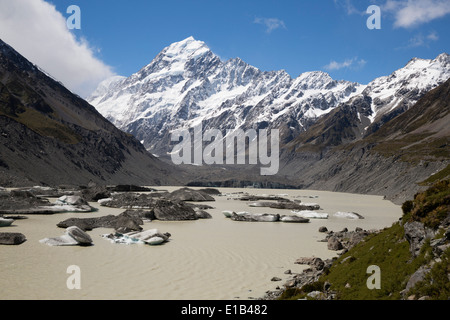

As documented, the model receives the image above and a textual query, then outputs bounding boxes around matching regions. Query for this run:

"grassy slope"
[279,180,450,300]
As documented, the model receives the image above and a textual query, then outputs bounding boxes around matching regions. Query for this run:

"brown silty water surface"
[0,187,401,300]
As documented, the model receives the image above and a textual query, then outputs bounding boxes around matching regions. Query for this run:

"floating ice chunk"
[333,212,365,219]
[292,210,329,219]
[222,211,234,218]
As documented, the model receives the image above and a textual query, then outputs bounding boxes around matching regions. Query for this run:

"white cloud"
[0,0,115,98]
[324,57,366,71]
[403,31,440,48]
[384,0,450,28]
[254,17,287,33]
[333,0,365,15]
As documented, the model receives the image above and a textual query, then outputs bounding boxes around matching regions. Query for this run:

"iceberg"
[293,210,329,219]
[333,212,365,219]
[102,229,171,246]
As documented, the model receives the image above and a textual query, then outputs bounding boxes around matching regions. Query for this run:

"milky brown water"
[0,187,401,300]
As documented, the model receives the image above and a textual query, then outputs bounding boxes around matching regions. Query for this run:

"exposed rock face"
[295,257,326,270]
[322,228,375,252]
[0,39,178,188]
[404,221,436,257]
[88,37,364,159]
[405,266,430,293]
[0,232,26,245]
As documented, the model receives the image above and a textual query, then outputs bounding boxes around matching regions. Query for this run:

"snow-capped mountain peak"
[361,53,450,124]
[87,38,449,157]
[163,36,209,59]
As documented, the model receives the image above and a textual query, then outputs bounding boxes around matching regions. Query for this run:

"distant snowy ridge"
[87,37,450,157]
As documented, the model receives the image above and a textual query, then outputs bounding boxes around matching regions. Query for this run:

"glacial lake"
[0,187,402,300]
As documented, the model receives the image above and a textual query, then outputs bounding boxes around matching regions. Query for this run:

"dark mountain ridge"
[0,39,180,187]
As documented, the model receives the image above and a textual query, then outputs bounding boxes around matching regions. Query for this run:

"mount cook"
[88,37,449,158]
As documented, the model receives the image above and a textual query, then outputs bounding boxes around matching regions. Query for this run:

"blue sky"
[1,0,449,96]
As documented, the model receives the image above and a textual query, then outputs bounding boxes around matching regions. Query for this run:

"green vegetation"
[371,135,450,164]
[279,180,449,300]
[420,164,450,186]
[402,179,450,229]
[0,107,81,144]
[406,247,450,300]
[0,81,81,145]
[321,226,433,300]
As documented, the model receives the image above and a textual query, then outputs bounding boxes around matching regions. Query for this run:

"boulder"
[319,226,328,233]
[295,257,325,270]
[327,236,344,251]
[271,277,282,282]
[0,232,26,245]
[405,266,430,293]
[404,221,435,257]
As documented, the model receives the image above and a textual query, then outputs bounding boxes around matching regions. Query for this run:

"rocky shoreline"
[261,226,380,300]
[260,180,450,300]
